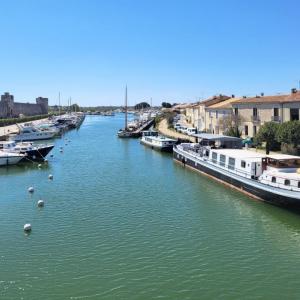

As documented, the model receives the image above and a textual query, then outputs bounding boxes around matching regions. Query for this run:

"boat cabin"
[207,149,265,179]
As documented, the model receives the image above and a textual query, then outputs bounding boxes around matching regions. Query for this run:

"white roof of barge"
[212,149,266,160]
[212,149,300,160]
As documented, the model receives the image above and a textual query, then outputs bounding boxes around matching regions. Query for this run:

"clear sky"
[0,0,300,106]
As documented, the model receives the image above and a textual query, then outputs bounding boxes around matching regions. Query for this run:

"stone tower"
[36,97,48,114]
[0,92,14,117]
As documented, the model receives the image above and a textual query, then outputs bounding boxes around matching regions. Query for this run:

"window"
[274,108,279,117]
[228,157,235,170]
[253,108,258,116]
[212,152,218,163]
[234,108,238,116]
[241,161,246,168]
[219,154,226,167]
[272,177,276,183]
[244,125,248,136]
[284,179,290,186]
[290,108,299,121]
[253,126,257,136]
[298,182,300,188]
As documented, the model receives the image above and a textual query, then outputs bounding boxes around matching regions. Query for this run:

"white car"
[187,128,197,135]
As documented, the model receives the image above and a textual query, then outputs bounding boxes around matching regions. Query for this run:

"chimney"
[261,92,264,97]
[291,88,297,94]
[231,94,235,98]
[243,96,247,99]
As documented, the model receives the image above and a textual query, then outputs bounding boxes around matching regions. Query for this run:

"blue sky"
[0,0,299,106]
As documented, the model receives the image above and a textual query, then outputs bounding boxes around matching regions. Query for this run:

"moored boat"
[0,141,54,161]
[173,134,300,210]
[140,131,177,152]
[8,124,56,141]
[0,151,25,166]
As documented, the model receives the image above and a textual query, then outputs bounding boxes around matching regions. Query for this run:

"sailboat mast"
[59,92,61,115]
[125,86,128,130]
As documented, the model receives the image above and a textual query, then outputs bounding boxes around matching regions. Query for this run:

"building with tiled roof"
[232,89,300,137]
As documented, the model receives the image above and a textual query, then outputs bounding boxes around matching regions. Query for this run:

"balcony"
[251,115,260,122]
[271,115,281,122]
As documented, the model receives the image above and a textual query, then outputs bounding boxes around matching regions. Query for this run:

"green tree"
[255,122,280,154]
[277,121,300,148]
[134,102,150,110]
[161,102,172,108]
[224,126,242,138]
[70,103,80,112]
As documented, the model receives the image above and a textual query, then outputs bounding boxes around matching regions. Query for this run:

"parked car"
[187,128,197,135]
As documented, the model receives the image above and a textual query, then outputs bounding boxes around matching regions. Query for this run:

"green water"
[1,115,300,299]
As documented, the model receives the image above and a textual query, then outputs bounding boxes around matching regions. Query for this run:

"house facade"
[232,89,300,137]
[205,97,241,134]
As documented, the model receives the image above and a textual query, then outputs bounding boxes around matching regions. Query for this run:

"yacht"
[0,141,54,161]
[173,133,300,210]
[141,131,177,152]
[8,124,56,141]
[0,151,25,166]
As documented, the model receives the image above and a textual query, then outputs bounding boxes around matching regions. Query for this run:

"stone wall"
[0,92,48,118]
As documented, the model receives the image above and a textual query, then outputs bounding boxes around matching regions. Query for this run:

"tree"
[161,102,172,108]
[134,102,150,110]
[221,114,243,138]
[277,121,300,148]
[255,122,280,154]
[70,103,80,112]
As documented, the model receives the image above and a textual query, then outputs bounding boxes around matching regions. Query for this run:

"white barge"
[140,131,177,152]
[173,134,300,210]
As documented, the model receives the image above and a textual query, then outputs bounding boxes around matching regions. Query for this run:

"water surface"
[1,115,300,299]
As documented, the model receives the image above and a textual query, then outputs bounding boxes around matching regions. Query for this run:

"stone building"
[232,89,300,138]
[0,92,48,118]
[205,97,241,134]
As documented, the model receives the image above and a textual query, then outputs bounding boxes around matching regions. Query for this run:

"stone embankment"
[157,118,196,142]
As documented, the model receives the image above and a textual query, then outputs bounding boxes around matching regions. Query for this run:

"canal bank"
[2,115,300,299]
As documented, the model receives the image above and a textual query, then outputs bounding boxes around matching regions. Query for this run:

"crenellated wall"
[0,93,48,118]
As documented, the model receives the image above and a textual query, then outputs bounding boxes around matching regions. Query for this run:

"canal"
[1,115,300,299]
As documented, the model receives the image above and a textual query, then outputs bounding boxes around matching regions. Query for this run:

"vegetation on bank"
[0,112,63,127]
[255,121,300,154]
[154,111,176,129]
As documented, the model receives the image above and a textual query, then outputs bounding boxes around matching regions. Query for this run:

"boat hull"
[20,145,54,161]
[140,140,174,152]
[0,155,23,166]
[173,147,300,211]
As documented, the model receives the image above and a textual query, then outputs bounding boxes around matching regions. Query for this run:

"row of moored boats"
[0,113,85,166]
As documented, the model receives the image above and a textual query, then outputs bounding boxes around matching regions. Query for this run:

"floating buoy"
[38,164,42,168]
[24,223,31,232]
[50,154,54,158]
[28,187,34,193]
[48,174,53,180]
[37,200,44,207]
[59,149,63,153]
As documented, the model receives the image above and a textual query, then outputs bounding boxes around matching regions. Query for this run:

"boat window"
[298,182,300,188]
[212,152,218,163]
[219,154,226,167]
[241,161,246,168]
[272,177,276,183]
[284,179,290,186]
[228,157,235,170]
